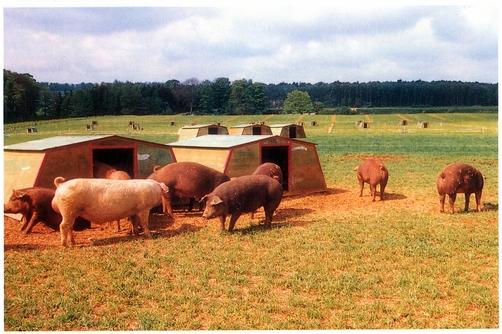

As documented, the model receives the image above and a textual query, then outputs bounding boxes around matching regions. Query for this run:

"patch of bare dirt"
[4,186,484,250]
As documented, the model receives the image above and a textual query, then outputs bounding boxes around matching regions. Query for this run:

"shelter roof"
[4,135,113,151]
[269,123,302,128]
[180,123,223,129]
[231,123,269,128]
[169,135,274,148]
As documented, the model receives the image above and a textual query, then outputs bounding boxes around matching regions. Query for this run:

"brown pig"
[252,162,283,185]
[355,158,389,201]
[4,187,91,234]
[250,163,283,218]
[436,163,484,213]
[201,175,283,232]
[148,162,230,217]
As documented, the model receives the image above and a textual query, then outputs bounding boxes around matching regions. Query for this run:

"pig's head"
[201,194,227,219]
[4,190,30,214]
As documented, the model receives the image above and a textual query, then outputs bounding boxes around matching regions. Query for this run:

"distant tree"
[3,70,40,122]
[211,77,231,113]
[183,77,199,114]
[71,89,94,117]
[228,79,251,114]
[313,101,324,113]
[282,90,313,114]
[247,82,267,114]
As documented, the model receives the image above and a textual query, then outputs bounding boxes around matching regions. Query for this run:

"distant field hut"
[26,127,38,133]
[168,135,326,195]
[269,123,306,139]
[178,123,229,140]
[400,120,408,126]
[358,121,369,129]
[418,121,429,128]
[4,135,175,196]
[228,123,272,136]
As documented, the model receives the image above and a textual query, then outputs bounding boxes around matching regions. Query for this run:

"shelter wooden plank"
[172,147,229,172]
[4,151,45,195]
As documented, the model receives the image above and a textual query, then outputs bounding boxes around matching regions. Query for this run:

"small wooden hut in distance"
[168,135,326,195]
[178,123,229,141]
[228,123,272,135]
[269,123,306,139]
[4,135,175,196]
[418,121,429,128]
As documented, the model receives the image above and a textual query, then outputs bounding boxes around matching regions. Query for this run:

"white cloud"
[3,5,498,83]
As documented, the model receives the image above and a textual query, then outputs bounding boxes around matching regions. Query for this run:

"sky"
[3,2,499,84]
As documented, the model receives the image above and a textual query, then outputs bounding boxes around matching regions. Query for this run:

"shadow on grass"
[235,207,315,235]
[383,192,408,201]
[482,202,498,212]
[87,223,203,247]
[4,244,53,251]
[285,187,348,200]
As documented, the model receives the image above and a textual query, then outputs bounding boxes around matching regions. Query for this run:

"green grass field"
[3,113,498,329]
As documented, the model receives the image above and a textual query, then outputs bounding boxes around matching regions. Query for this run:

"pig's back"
[213,175,282,212]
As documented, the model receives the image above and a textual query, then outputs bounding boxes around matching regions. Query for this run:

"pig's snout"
[4,203,15,213]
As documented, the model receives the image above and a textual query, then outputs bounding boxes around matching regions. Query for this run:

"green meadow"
[3,112,498,329]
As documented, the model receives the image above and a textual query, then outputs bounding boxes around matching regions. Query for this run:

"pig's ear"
[200,195,208,203]
[153,165,162,173]
[15,192,29,200]
[210,196,224,206]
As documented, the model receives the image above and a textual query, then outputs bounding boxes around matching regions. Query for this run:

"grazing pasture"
[3,113,498,330]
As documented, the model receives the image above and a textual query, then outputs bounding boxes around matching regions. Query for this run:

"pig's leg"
[370,184,377,202]
[137,211,152,238]
[439,194,446,212]
[59,213,76,247]
[448,193,457,214]
[20,212,31,231]
[464,192,471,212]
[116,219,121,232]
[219,215,226,231]
[379,183,385,201]
[24,211,40,234]
[264,209,273,229]
[475,190,482,212]
[358,179,364,197]
[188,198,194,212]
[129,216,140,236]
[162,193,174,218]
[228,212,241,232]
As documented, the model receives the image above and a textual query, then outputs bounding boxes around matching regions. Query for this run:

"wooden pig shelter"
[4,135,175,196]
[228,123,273,136]
[168,135,326,195]
[269,123,306,139]
[177,123,229,140]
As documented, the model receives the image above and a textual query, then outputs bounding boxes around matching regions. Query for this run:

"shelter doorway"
[252,126,261,135]
[92,148,135,177]
[289,126,297,138]
[261,146,289,191]
[208,127,219,135]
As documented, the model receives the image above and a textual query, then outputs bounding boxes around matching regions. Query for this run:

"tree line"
[3,69,498,123]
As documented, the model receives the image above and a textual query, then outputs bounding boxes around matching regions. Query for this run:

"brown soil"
[2,186,487,250]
